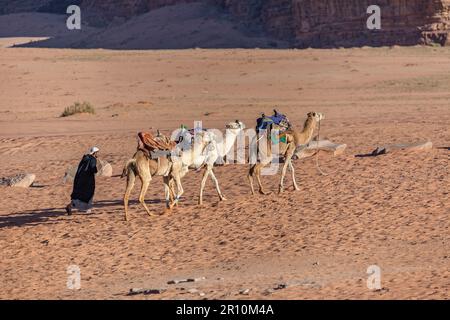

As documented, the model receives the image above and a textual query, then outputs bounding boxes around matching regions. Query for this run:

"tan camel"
[121,130,212,221]
[122,120,245,221]
[248,112,324,195]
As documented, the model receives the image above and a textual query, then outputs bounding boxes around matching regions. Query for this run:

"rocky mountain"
[79,0,450,46]
[2,0,450,47]
[0,0,51,14]
[212,0,450,47]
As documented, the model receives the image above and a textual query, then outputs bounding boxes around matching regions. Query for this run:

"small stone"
[1,174,36,188]
[187,289,199,294]
[168,276,206,285]
[97,160,113,177]
[263,288,274,296]
[128,288,166,295]
[239,289,251,295]
[168,279,183,285]
[187,277,206,282]
[274,283,288,290]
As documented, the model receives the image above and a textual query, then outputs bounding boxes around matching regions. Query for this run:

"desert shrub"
[61,102,95,117]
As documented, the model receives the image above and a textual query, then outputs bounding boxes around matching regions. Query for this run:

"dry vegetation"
[60,101,95,117]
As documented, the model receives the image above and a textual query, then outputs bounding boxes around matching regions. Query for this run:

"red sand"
[0,46,449,299]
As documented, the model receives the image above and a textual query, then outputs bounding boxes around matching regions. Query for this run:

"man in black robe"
[66,147,99,215]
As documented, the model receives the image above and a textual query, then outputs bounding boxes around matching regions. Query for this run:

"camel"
[122,120,245,221]
[121,129,211,221]
[248,112,324,195]
[171,120,246,205]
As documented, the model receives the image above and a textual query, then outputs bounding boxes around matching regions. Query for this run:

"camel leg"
[280,145,296,193]
[123,167,136,222]
[169,178,177,206]
[138,175,156,218]
[163,176,172,210]
[209,167,226,201]
[255,164,271,195]
[248,165,256,195]
[279,159,289,194]
[289,160,300,191]
[198,168,211,205]
[172,172,184,208]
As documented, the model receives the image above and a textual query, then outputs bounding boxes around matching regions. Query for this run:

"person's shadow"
[0,199,163,228]
[0,207,65,228]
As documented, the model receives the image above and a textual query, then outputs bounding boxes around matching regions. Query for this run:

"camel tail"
[121,159,137,178]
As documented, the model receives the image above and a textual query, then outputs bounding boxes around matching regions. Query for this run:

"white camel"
[122,120,246,220]
[171,120,246,205]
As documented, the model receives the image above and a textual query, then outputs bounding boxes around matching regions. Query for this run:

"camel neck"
[303,118,316,138]
[222,129,239,157]
[293,117,316,146]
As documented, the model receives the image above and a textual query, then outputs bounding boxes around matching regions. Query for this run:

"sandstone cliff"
[2,0,449,47]
[213,0,450,47]
[81,0,199,26]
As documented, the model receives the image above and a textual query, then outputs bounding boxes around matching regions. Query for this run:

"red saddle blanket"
[138,132,177,153]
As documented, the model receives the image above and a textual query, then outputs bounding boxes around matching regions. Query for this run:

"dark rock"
[128,288,166,295]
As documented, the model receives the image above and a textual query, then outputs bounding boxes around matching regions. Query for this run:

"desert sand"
[0,45,449,299]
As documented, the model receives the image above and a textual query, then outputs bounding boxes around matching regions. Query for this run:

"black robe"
[71,154,98,203]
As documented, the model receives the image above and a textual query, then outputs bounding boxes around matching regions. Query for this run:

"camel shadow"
[0,198,163,228]
[0,207,66,228]
[94,199,163,208]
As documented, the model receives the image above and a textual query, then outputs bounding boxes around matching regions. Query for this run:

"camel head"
[307,112,324,122]
[225,120,246,132]
[194,130,213,144]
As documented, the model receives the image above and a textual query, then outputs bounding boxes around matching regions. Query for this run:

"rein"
[314,118,333,176]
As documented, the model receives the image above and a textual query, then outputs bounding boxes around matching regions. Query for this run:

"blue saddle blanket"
[256,112,289,131]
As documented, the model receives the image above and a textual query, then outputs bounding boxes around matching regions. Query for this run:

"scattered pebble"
[128,288,166,295]
[263,288,274,296]
[187,288,199,294]
[168,277,206,285]
[0,174,36,188]
[239,289,251,295]
[274,282,288,290]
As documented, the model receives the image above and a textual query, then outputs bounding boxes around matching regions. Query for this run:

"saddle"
[137,131,177,159]
[256,110,290,134]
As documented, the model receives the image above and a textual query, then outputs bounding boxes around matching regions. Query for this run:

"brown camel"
[121,129,218,221]
[122,151,178,221]
[248,111,324,195]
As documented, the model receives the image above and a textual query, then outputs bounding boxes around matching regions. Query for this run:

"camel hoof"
[220,197,227,201]
[259,190,271,195]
